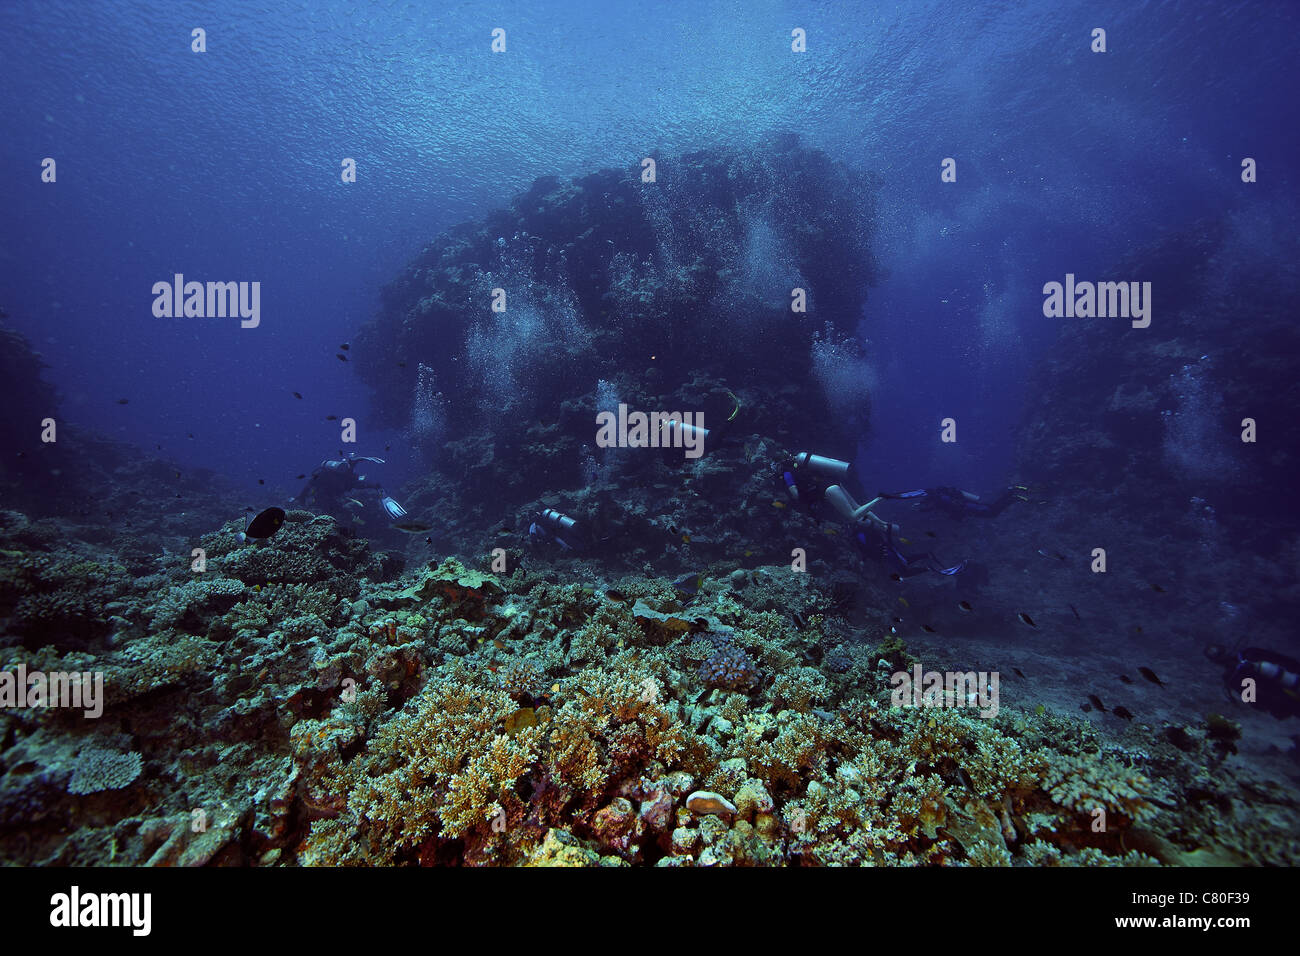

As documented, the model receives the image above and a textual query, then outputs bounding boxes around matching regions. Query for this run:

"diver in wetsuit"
[779,451,965,577]
[292,455,408,521]
[1205,644,1300,719]
[878,485,1028,519]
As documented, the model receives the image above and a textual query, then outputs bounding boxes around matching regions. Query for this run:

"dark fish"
[174,470,181,479]
[924,530,937,538]
[116,398,129,405]
[258,478,265,485]
[1036,549,1066,562]
[605,589,630,603]
[1017,612,1037,628]
[244,507,285,540]
[920,624,936,633]
[293,391,303,399]
[295,474,306,479]
[1134,625,1144,635]
[1068,604,1081,620]
[1012,667,1025,679]
[384,444,391,451]
[325,415,338,421]
[957,600,973,612]
[392,521,434,534]
[187,433,194,438]
[1149,583,1166,593]
[1113,706,1134,721]
[339,343,350,350]
[889,573,903,582]
[1081,703,1092,712]
[1118,674,1134,685]
[1138,666,1165,687]
[1087,694,1107,712]
[671,573,702,596]
[397,361,407,368]
[891,616,904,624]
[336,353,348,361]
[156,444,161,450]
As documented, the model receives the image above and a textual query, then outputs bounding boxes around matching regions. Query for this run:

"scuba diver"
[527,507,586,551]
[779,452,966,577]
[877,485,1029,519]
[1205,643,1300,719]
[291,454,408,523]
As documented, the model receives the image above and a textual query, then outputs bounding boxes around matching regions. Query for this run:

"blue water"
[2,0,1296,496]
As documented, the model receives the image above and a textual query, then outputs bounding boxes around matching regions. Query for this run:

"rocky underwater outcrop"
[353,137,880,537]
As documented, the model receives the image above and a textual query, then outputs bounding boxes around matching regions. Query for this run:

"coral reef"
[4,527,1294,867]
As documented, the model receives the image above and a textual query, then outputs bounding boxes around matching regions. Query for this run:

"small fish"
[1113,706,1134,721]
[681,533,691,543]
[1087,694,1107,712]
[743,550,754,557]
[1149,583,1166,593]
[293,391,303,399]
[116,398,129,405]
[258,478,265,485]
[392,521,434,534]
[924,531,937,538]
[1118,674,1134,685]
[174,470,181,479]
[253,585,261,592]
[889,573,903,583]
[891,616,904,625]
[187,432,195,439]
[397,361,407,368]
[1068,604,1081,621]
[1017,612,1037,628]
[1081,703,1092,712]
[1012,667,1026,679]
[920,624,936,634]
[898,537,910,545]
[241,506,286,542]
[771,500,786,509]
[295,473,306,479]
[605,589,630,603]
[1036,549,1067,562]
[339,343,350,350]
[957,600,973,612]
[1134,625,1144,635]
[336,353,348,361]
[1138,666,1165,687]
[671,573,702,596]
[1034,704,1046,716]
[898,597,910,608]
[346,498,364,508]
[823,527,839,536]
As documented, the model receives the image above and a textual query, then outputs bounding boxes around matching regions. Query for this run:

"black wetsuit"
[295,458,385,514]
[880,485,1022,520]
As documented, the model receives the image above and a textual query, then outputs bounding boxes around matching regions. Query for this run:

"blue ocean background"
[1,0,1297,498]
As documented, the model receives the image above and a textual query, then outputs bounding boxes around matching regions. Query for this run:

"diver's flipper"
[381,495,408,519]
